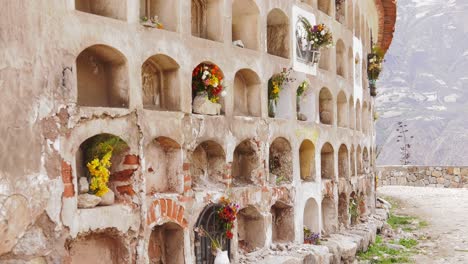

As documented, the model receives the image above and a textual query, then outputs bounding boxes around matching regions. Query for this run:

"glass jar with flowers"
[192,63,226,115]
[296,80,310,121]
[303,227,320,245]
[297,17,333,65]
[195,197,239,264]
[140,15,164,29]
[268,68,295,118]
[367,46,384,96]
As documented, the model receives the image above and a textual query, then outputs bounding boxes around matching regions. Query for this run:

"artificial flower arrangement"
[296,80,310,121]
[141,15,164,29]
[84,135,128,197]
[268,68,295,117]
[300,17,333,50]
[192,63,226,103]
[367,46,385,96]
[297,80,310,98]
[195,197,239,255]
[303,227,320,245]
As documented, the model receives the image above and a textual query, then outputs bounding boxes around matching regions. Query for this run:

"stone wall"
[377,166,468,188]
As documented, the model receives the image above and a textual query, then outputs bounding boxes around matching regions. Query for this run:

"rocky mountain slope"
[376,0,468,165]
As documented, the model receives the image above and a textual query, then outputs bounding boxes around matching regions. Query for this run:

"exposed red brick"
[166,199,173,218]
[123,154,139,165]
[184,185,191,193]
[177,206,185,223]
[160,199,167,216]
[172,205,179,219]
[184,175,191,182]
[111,169,136,182]
[63,183,75,198]
[61,161,72,184]
[223,174,231,179]
[183,163,190,171]
[148,167,154,173]
[147,207,156,225]
[116,185,135,196]
[177,196,193,203]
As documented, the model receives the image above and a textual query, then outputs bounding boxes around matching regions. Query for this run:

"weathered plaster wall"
[0,0,383,263]
[378,166,468,189]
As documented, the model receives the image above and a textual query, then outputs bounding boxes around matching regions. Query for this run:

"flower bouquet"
[141,16,164,29]
[367,46,384,96]
[296,16,333,65]
[268,68,295,117]
[304,227,320,245]
[192,63,226,115]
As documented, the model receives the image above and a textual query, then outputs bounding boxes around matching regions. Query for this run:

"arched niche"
[232,0,260,50]
[318,0,331,15]
[338,192,348,227]
[319,47,331,70]
[299,140,316,182]
[337,91,348,128]
[362,101,369,133]
[303,198,319,233]
[269,137,293,184]
[321,197,337,236]
[336,39,346,77]
[363,147,369,173]
[320,143,334,180]
[271,202,294,243]
[355,53,361,86]
[232,139,260,185]
[191,141,226,188]
[145,137,182,194]
[234,69,261,117]
[350,145,356,176]
[356,100,361,131]
[142,54,181,111]
[238,206,266,252]
[148,222,184,264]
[346,0,353,29]
[348,47,354,81]
[75,0,127,21]
[194,204,231,263]
[191,0,223,42]
[267,9,290,59]
[76,45,128,108]
[140,0,178,31]
[338,144,349,179]
[319,88,334,125]
[354,7,360,38]
[356,145,363,175]
[68,232,129,264]
[335,0,346,23]
[348,96,355,130]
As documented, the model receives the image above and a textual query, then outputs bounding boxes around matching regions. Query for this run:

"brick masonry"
[377,166,468,188]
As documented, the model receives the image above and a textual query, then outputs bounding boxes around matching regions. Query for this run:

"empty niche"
[350,145,356,176]
[354,8,360,38]
[232,0,260,50]
[348,47,354,81]
[142,54,181,111]
[267,9,290,59]
[356,145,362,174]
[145,137,182,194]
[232,139,260,186]
[233,69,261,117]
[337,91,348,128]
[194,205,231,263]
[269,138,293,184]
[190,141,226,188]
[238,206,266,252]
[191,0,224,42]
[346,0,353,29]
[358,192,367,216]
[335,0,346,23]
[148,222,184,264]
[320,143,334,180]
[338,144,349,179]
[321,197,337,236]
[318,0,331,15]
[319,88,333,125]
[303,198,319,234]
[299,140,316,182]
[271,202,294,243]
[75,0,127,21]
[76,134,131,206]
[362,101,368,133]
[337,192,348,227]
[355,53,361,86]
[356,100,361,131]
[363,147,369,173]
[76,45,129,108]
[336,39,346,78]
[140,0,178,31]
[348,96,355,130]
[68,232,129,264]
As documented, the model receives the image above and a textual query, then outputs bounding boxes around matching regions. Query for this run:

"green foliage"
[297,80,309,97]
[399,238,418,249]
[83,134,129,163]
[358,235,413,263]
[387,214,414,229]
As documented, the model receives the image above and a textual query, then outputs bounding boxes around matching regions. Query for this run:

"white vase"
[214,249,230,264]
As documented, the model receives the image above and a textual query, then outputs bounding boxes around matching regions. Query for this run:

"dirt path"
[378,186,468,263]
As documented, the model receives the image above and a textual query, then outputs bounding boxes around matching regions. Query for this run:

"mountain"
[376,0,468,166]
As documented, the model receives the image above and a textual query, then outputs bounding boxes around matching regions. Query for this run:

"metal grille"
[195,204,231,264]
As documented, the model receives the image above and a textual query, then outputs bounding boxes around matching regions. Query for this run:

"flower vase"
[369,80,377,97]
[193,91,221,115]
[296,96,307,121]
[214,249,230,264]
[268,99,277,118]
[309,47,321,65]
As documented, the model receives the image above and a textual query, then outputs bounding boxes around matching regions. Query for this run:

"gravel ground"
[378,186,468,264]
